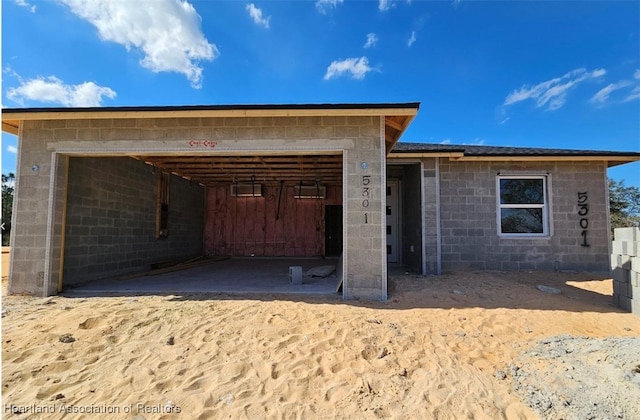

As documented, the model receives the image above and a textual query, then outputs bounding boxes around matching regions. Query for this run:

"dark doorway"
[325,205,343,257]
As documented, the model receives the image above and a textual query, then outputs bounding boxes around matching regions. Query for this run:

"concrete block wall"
[8,121,56,295]
[611,227,640,315]
[438,159,610,272]
[47,154,69,295]
[63,157,204,285]
[343,119,387,300]
[422,159,439,274]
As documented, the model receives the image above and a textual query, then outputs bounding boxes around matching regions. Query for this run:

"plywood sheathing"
[205,185,342,257]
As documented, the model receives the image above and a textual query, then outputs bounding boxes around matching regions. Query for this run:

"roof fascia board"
[389,152,640,167]
[451,155,640,163]
[3,107,419,122]
[388,152,465,158]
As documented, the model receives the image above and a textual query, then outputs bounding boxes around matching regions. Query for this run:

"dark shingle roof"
[1,102,420,114]
[392,142,640,158]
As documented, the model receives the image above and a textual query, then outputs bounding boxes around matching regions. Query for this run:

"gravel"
[510,336,640,420]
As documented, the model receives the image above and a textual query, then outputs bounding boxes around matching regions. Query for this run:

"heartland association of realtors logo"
[4,401,182,415]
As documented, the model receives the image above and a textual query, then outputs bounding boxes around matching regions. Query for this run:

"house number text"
[362,175,371,223]
[578,192,589,247]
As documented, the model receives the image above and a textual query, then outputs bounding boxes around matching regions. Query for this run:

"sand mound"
[2,271,639,419]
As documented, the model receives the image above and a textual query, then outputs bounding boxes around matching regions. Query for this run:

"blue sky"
[2,0,639,186]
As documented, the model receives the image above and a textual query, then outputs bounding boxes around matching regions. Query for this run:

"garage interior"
[62,152,346,296]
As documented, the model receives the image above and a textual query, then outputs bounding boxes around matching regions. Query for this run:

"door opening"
[325,205,343,257]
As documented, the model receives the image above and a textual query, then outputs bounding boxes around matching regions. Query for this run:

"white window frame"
[496,175,549,237]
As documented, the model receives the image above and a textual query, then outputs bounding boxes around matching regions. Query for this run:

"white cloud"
[590,81,633,104]
[324,57,374,80]
[315,0,344,13]
[15,0,36,12]
[590,69,640,104]
[7,145,18,154]
[379,0,410,11]
[246,3,270,28]
[504,68,606,110]
[364,33,378,49]
[440,138,485,146]
[624,86,640,102]
[7,76,116,107]
[58,0,218,89]
[407,31,416,47]
[378,0,391,11]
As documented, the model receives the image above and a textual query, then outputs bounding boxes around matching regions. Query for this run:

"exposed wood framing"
[384,115,414,153]
[137,154,344,186]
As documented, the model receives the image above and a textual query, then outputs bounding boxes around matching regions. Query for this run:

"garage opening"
[61,152,344,296]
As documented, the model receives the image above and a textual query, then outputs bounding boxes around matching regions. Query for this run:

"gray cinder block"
[613,280,625,297]
[634,242,640,258]
[631,293,640,316]
[619,295,632,312]
[612,267,630,284]
[611,254,621,270]
[289,266,303,285]
[612,241,628,256]
[614,227,639,243]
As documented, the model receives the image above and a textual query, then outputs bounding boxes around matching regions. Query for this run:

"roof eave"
[2,104,420,142]
[453,155,640,166]
[384,113,418,154]
[389,152,640,167]
[2,103,419,121]
[2,121,19,135]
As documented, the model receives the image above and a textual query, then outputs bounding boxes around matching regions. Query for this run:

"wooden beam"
[2,121,19,135]
[137,155,342,163]
[385,117,404,131]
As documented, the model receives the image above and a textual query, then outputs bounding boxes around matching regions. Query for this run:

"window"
[156,172,170,239]
[497,176,548,236]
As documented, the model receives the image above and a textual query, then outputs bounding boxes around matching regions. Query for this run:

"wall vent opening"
[294,185,326,199]
[231,183,263,197]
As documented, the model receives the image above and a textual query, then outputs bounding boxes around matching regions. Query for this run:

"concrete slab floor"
[62,257,341,297]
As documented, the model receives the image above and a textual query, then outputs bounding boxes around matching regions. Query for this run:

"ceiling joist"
[137,154,344,186]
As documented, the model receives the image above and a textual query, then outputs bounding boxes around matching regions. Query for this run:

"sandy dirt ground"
[2,270,640,419]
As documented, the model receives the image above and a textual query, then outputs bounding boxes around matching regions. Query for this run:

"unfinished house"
[2,103,639,300]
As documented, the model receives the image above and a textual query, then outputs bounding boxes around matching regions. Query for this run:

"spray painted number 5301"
[578,192,589,247]
[362,175,371,223]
